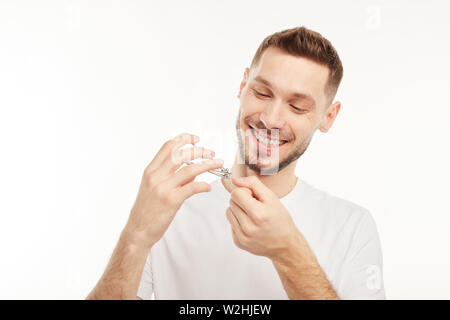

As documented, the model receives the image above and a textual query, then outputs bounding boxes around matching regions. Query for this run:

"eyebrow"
[253,75,316,107]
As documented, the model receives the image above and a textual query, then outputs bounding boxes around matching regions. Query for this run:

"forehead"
[250,47,330,105]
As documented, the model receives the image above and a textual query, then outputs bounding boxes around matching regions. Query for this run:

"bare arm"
[86,227,152,300]
[272,233,339,300]
[86,133,223,300]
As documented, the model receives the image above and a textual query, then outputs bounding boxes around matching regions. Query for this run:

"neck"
[221,152,298,199]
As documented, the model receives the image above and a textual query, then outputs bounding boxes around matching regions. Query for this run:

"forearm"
[272,234,339,300]
[86,226,152,300]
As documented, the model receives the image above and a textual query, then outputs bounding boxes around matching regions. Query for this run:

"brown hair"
[250,26,343,102]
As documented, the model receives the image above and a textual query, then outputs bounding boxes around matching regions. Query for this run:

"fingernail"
[193,135,200,143]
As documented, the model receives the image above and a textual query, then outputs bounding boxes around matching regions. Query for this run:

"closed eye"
[290,105,305,112]
[253,89,270,98]
[254,89,307,113]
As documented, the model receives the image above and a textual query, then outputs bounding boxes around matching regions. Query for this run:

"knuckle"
[176,132,188,140]
[200,147,213,158]
[259,214,268,223]
[231,232,241,246]
[145,172,155,187]
[184,164,196,175]
[226,209,234,221]
[244,224,254,236]
[164,139,175,148]
[178,165,191,176]
[238,236,247,247]
[154,186,168,201]
[253,214,263,225]
[176,149,188,162]
[170,149,182,164]
[178,132,189,142]
[231,189,240,199]
[233,188,248,199]
[164,140,177,152]
[170,133,184,144]
[193,146,204,158]
[178,132,195,144]
[182,148,193,160]
[241,224,250,235]
[143,166,152,177]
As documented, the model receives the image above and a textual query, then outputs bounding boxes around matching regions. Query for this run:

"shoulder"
[298,179,377,231]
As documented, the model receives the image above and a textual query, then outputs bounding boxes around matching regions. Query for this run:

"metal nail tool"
[185,161,232,179]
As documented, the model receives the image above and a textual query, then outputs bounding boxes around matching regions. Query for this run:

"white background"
[0,0,449,299]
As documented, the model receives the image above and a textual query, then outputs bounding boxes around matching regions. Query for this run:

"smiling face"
[235,46,341,175]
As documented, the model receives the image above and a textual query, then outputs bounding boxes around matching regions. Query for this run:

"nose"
[259,101,286,130]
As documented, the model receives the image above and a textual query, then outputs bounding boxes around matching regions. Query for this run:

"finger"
[226,207,247,242]
[162,146,215,173]
[230,226,244,250]
[176,181,212,202]
[230,187,262,222]
[231,176,273,202]
[229,199,253,235]
[169,158,224,187]
[168,147,215,185]
[145,133,199,174]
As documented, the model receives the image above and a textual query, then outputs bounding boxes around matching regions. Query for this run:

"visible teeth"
[253,130,285,146]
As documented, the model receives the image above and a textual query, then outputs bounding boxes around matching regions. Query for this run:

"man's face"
[236,46,338,175]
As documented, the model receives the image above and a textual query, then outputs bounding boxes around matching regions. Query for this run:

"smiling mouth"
[248,126,288,151]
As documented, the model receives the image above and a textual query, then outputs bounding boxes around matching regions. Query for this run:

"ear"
[318,101,341,133]
[237,67,250,99]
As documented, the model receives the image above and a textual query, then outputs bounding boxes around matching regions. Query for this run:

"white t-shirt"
[137,177,385,300]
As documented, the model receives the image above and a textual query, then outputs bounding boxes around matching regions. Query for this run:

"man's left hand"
[225,176,304,260]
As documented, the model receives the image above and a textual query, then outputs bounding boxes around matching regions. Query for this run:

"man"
[87,26,385,300]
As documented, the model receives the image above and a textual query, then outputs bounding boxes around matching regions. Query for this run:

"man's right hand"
[123,132,223,249]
